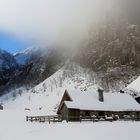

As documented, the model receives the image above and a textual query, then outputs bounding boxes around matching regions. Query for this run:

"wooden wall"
[68,109,80,121]
[0,105,3,110]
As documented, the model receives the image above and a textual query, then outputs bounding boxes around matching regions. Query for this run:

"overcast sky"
[0,0,139,53]
[0,0,118,49]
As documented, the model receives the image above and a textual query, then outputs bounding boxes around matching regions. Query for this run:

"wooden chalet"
[57,89,140,121]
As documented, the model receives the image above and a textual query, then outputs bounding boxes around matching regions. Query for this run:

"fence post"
[26,116,28,122]
[66,117,68,123]
[31,117,33,122]
[53,117,55,123]
[49,117,50,124]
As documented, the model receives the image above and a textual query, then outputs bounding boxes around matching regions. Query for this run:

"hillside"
[0,62,101,114]
[74,22,140,91]
[1,61,137,115]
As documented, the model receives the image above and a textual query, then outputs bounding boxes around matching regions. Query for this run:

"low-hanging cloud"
[0,0,139,48]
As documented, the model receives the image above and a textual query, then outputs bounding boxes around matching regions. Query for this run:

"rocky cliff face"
[0,49,18,89]
[0,47,66,95]
[76,23,140,69]
[18,47,66,86]
[74,20,140,91]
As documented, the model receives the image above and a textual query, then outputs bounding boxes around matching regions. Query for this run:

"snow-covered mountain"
[0,49,18,89]
[14,46,42,65]
[0,48,17,69]
[14,47,65,86]
[14,50,32,65]
[1,19,140,95]
[1,15,140,107]
[0,46,66,95]
[0,62,99,114]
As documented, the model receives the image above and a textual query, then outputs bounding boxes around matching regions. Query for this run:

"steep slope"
[0,62,100,114]
[0,47,66,95]
[1,62,132,115]
[18,47,65,86]
[14,48,34,65]
[76,23,140,69]
[125,76,140,96]
[74,21,140,91]
[14,46,43,65]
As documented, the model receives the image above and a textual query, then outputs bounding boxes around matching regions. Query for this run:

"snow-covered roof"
[64,89,140,111]
[127,76,140,93]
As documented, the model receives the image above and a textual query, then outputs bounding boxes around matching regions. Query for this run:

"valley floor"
[0,110,140,140]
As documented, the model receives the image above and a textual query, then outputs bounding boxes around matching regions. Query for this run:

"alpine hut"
[57,89,140,121]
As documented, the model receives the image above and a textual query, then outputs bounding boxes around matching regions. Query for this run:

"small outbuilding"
[0,104,3,110]
[57,89,140,121]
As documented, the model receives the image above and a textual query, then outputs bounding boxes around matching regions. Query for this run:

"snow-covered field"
[0,110,140,140]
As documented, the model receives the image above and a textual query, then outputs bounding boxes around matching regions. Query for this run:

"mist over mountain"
[0,0,140,94]
[118,0,140,25]
[0,46,66,95]
[0,0,140,47]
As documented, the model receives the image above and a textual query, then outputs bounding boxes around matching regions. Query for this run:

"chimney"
[98,88,104,102]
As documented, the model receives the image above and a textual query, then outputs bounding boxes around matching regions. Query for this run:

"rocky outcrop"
[0,47,66,95]
[0,49,18,87]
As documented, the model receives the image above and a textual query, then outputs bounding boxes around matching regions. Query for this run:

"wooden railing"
[26,115,62,123]
[26,115,113,123]
[26,115,140,123]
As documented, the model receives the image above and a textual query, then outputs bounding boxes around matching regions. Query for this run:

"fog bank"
[0,0,139,48]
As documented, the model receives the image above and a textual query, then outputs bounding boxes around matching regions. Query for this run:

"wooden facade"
[57,90,140,121]
[57,90,80,121]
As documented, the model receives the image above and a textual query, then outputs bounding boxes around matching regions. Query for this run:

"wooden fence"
[26,115,114,123]
[26,115,140,123]
[26,115,62,123]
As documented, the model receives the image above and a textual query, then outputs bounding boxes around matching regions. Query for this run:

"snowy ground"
[0,110,140,140]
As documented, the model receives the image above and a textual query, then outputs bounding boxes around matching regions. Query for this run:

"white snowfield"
[0,64,140,140]
[0,110,140,140]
